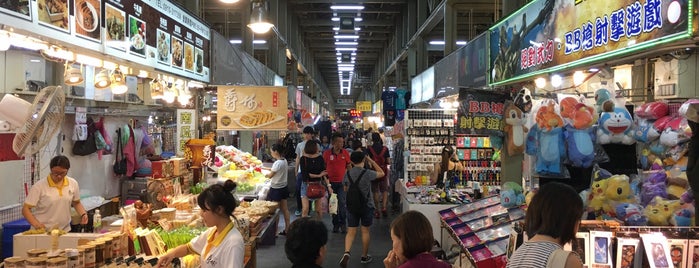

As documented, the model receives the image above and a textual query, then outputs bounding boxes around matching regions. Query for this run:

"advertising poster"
[37,0,69,31]
[104,3,125,50]
[156,28,170,65]
[74,0,100,41]
[171,36,183,68]
[490,0,691,85]
[458,33,488,88]
[217,86,289,131]
[456,89,508,136]
[0,0,31,20]
[128,15,146,57]
[184,42,194,72]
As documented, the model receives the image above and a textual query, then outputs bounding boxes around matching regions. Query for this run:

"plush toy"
[603,175,635,210]
[526,103,567,176]
[634,119,661,143]
[642,101,670,120]
[588,178,609,212]
[594,88,615,113]
[501,189,525,208]
[559,97,580,122]
[615,203,648,226]
[525,188,537,206]
[564,103,596,168]
[513,88,533,113]
[672,208,693,226]
[643,196,681,226]
[597,107,635,145]
[641,171,668,206]
[503,102,528,156]
[660,117,691,147]
[667,175,689,200]
[679,99,699,123]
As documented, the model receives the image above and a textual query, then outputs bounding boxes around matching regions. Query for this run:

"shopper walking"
[339,151,385,267]
[23,156,89,231]
[295,126,318,216]
[507,182,584,268]
[367,133,390,218]
[285,217,329,268]
[323,133,351,233]
[299,140,332,219]
[383,210,450,268]
[157,180,244,268]
[265,144,291,235]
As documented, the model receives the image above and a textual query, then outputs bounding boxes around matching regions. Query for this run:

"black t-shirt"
[382,91,398,111]
[300,155,326,182]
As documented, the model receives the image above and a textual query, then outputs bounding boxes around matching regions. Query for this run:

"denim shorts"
[300,182,324,200]
[347,207,374,227]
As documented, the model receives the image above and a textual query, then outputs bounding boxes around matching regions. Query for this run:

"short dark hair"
[331,133,344,142]
[271,144,285,154]
[372,132,382,145]
[350,151,365,164]
[391,211,434,259]
[50,155,70,169]
[285,218,328,265]
[351,140,363,151]
[303,126,315,134]
[525,182,583,245]
[197,180,238,216]
[304,140,319,154]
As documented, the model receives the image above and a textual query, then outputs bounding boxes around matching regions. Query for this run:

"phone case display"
[439,196,524,267]
[667,238,688,268]
[641,233,674,268]
[590,231,613,268]
[405,109,457,185]
[687,239,699,268]
[455,136,501,188]
[615,237,642,268]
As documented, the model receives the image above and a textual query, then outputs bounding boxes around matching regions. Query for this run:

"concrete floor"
[256,197,398,268]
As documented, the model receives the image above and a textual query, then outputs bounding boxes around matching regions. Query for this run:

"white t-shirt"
[24,177,81,231]
[188,221,244,268]
[270,159,288,189]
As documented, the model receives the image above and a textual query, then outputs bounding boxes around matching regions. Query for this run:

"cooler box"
[3,218,30,258]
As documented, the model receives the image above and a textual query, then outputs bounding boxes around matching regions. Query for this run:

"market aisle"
[256,197,397,267]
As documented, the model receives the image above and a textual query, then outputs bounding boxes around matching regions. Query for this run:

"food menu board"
[0,0,210,83]
[216,86,289,131]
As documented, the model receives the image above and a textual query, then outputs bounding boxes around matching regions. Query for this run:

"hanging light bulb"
[111,67,128,94]
[94,69,111,89]
[0,31,11,51]
[534,77,547,88]
[573,71,586,86]
[220,0,240,3]
[247,1,274,34]
[550,74,563,88]
[64,64,84,85]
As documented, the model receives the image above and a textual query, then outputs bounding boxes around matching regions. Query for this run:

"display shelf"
[404,109,457,183]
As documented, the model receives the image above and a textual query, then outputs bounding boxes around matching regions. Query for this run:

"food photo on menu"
[105,3,126,49]
[157,29,171,64]
[38,0,69,31]
[0,0,30,17]
[171,36,183,68]
[195,47,204,74]
[129,15,146,56]
[184,42,194,72]
[74,0,100,41]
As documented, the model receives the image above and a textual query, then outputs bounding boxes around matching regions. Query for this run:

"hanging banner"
[458,33,488,88]
[176,109,196,156]
[356,101,372,112]
[489,0,691,85]
[456,89,508,136]
[216,86,288,130]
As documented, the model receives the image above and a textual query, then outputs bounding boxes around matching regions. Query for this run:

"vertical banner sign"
[216,86,289,130]
[456,89,508,136]
[489,0,691,85]
[356,101,372,112]
[176,109,196,156]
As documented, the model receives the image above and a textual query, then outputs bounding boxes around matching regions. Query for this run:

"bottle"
[93,209,102,233]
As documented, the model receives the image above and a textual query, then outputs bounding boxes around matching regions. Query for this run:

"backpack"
[346,169,368,215]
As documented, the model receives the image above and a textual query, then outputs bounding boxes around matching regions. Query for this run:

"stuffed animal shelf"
[503,102,528,156]
[597,107,635,145]
[526,102,566,176]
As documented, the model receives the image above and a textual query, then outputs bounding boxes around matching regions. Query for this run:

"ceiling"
[198,0,503,107]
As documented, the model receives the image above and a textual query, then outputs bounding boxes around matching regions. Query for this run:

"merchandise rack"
[404,109,457,184]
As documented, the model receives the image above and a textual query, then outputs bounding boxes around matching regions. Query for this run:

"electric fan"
[0,86,66,156]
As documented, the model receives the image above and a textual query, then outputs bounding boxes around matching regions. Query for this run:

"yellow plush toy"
[644,196,681,226]
[603,175,635,214]
[588,179,608,212]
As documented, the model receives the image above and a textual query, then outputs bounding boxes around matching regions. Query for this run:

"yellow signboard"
[356,101,372,112]
[216,86,288,130]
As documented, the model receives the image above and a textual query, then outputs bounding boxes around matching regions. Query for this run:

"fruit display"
[206,146,270,195]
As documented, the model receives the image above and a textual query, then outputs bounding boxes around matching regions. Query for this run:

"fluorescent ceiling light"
[354,17,363,22]
[253,40,267,44]
[229,39,266,44]
[331,5,364,10]
[334,35,359,39]
[331,17,340,21]
[338,67,354,71]
[229,40,242,44]
[336,52,342,56]
[333,27,361,31]
[456,41,467,45]
[336,47,357,51]
[335,41,358,46]
[338,64,355,67]
[337,60,342,63]
[429,40,445,45]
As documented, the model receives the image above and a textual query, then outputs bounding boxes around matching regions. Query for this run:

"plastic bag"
[329,193,338,215]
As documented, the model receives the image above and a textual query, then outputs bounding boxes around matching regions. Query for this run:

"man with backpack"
[339,151,385,267]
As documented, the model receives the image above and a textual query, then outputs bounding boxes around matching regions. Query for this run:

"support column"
[443,0,457,55]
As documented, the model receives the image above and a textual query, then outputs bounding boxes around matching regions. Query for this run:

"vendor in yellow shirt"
[157,180,244,268]
[22,156,89,231]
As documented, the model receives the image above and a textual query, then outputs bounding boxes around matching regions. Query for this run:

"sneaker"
[339,252,350,268]
[332,226,340,233]
[360,255,373,264]
[278,230,287,236]
[294,210,301,216]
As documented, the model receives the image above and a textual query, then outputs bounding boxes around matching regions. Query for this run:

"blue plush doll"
[526,103,567,176]
[597,107,636,145]
[563,103,597,168]
[615,203,648,226]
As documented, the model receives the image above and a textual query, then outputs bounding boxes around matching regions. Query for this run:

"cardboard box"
[14,233,104,257]
[151,160,174,178]
[170,158,188,176]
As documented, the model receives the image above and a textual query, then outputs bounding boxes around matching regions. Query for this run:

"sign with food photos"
[176,109,196,156]
[489,0,691,85]
[456,89,508,136]
[216,86,288,131]
[0,0,210,83]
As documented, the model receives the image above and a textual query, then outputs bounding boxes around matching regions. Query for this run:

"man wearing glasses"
[22,156,89,231]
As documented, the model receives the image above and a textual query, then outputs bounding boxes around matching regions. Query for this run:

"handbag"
[113,128,127,175]
[306,181,325,199]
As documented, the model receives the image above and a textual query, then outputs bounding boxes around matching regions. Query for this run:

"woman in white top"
[22,156,89,231]
[265,144,290,235]
[157,180,244,268]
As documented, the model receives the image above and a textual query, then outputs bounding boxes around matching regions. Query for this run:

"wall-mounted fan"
[0,86,66,156]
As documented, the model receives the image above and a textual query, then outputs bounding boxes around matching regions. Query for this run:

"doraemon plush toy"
[504,102,528,156]
[526,102,567,176]
[597,107,635,145]
[564,103,596,168]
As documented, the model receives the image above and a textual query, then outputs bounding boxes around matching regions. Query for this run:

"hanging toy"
[503,101,528,156]
[526,101,567,176]
[564,102,596,168]
[597,107,635,145]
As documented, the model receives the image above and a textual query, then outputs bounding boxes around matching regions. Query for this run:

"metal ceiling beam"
[299,19,397,27]
[289,0,408,4]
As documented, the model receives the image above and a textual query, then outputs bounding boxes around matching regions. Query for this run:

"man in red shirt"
[323,133,351,233]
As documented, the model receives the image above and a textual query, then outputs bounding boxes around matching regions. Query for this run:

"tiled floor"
[256,197,399,268]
